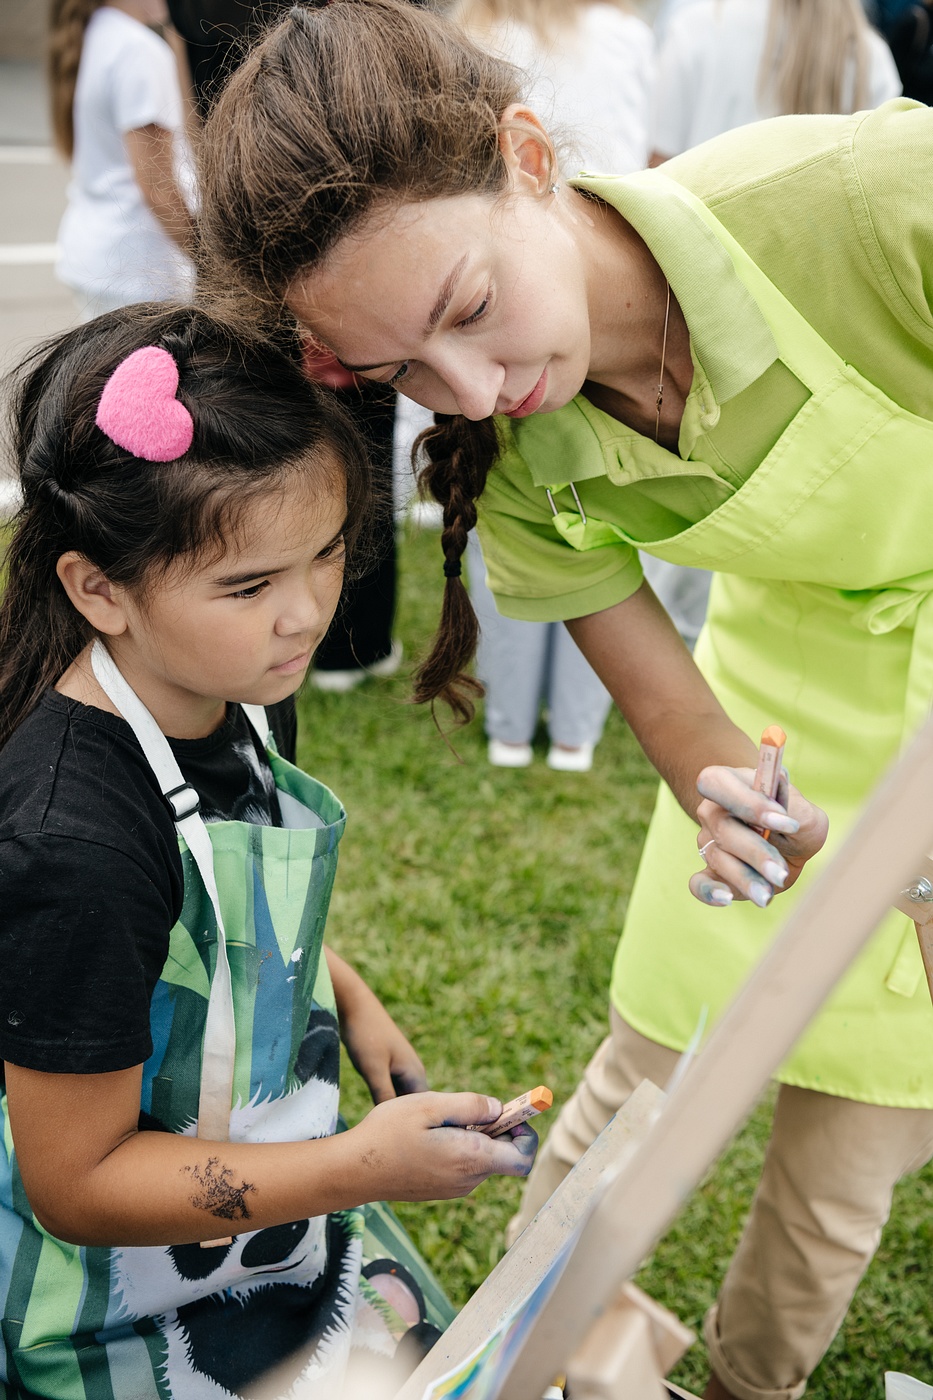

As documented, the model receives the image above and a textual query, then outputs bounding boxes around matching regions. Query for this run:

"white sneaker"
[309,666,366,693]
[488,739,533,768]
[310,642,403,692]
[546,743,594,773]
[366,641,403,678]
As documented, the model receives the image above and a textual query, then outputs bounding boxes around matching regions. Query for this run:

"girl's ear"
[498,105,556,195]
[56,553,129,636]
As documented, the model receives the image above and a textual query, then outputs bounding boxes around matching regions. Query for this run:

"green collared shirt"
[478,99,933,621]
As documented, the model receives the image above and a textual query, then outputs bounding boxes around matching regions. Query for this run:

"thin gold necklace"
[654,279,672,443]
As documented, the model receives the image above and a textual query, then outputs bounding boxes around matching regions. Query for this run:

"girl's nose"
[275,584,324,636]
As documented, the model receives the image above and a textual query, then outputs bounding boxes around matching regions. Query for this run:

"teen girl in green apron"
[194,5,933,1396]
[0,304,537,1399]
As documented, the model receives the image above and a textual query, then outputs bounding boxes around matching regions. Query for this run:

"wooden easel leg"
[565,1284,695,1400]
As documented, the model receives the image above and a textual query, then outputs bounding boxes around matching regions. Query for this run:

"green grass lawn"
[296,521,933,1400]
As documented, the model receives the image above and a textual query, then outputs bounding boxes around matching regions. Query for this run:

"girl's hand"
[688,765,829,909]
[343,995,428,1103]
[326,946,428,1101]
[348,1092,538,1202]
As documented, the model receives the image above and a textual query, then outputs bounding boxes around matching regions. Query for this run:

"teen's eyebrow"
[424,254,468,335]
[338,255,468,371]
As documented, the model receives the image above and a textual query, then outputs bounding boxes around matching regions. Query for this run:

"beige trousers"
[509,1008,933,1400]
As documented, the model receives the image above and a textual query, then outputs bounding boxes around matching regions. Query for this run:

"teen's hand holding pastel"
[689,766,828,909]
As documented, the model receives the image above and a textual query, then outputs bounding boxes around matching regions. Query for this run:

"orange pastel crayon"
[752,725,786,840]
[471,1086,553,1137]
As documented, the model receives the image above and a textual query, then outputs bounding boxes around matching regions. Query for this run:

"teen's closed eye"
[457,294,490,328]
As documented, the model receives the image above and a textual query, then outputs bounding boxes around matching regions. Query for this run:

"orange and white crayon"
[471,1086,553,1138]
[752,724,786,840]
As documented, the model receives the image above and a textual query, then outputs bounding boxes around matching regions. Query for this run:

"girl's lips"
[503,369,548,419]
[272,650,312,675]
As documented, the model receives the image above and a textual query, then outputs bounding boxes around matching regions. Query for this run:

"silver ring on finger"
[698,838,716,861]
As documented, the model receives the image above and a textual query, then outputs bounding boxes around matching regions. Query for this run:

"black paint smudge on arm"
[182,1157,257,1221]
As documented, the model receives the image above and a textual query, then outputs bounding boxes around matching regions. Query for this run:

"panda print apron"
[0,645,452,1398]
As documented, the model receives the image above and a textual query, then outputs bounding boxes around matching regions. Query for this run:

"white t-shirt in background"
[651,0,901,156]
[474,4,656,176]
[57,6,195,302]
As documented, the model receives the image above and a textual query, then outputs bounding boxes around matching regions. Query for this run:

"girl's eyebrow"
[338,255,468,371]
[213,566,286,587]
[213,518,349,586]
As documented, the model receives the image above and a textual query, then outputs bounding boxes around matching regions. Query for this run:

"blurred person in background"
[49,0,196,320]
[449,0,656,173]
[884,0,933,103]
[446,0,653,769]
[650,0,901,161]
[168,0,408,692]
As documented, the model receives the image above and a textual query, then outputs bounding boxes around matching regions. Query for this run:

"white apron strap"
[241,703,270,746]
[90,642,235,1143]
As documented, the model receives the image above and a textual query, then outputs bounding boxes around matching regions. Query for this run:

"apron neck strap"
[89,640,235,1143]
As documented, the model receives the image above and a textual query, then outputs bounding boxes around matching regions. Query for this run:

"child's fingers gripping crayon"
[467,1086,553,1137]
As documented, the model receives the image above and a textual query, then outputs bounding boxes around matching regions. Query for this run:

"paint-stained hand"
[348,1092,538,1203]
[340,991,428,1103]
[326,945,428,1101]
[688,765,828,909]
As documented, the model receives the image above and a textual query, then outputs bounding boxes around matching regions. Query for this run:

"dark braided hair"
[412,416,500,721]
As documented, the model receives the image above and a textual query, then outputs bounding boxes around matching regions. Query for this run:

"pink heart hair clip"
[95,346,195,462]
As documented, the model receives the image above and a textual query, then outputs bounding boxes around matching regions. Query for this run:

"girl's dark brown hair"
[199,0,549,722]
[0,304,371,749]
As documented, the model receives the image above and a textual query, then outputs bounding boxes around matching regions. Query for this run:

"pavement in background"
[0,58,74,494]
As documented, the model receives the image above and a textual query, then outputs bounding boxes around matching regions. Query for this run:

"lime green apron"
[544,172,933,1106]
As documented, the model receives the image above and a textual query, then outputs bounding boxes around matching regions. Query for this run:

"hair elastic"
[443,558,462,579]
[37,475,71,508]
[95,346,195,463]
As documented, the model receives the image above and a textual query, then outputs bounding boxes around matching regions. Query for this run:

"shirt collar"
[571,168,778,405]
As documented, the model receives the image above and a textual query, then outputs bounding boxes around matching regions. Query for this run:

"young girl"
[0,304,536,1400]
[48,0,195,317]
[196,5,933,1399]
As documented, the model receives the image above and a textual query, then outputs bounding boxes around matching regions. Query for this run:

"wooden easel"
[385,709,933,1400]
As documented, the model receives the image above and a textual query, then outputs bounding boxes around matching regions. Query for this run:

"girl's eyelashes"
[388,361,411,385]
[231,580,269,600]
[317,535,346,560]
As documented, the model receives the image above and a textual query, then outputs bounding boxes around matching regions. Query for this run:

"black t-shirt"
[0,692,294,1076]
